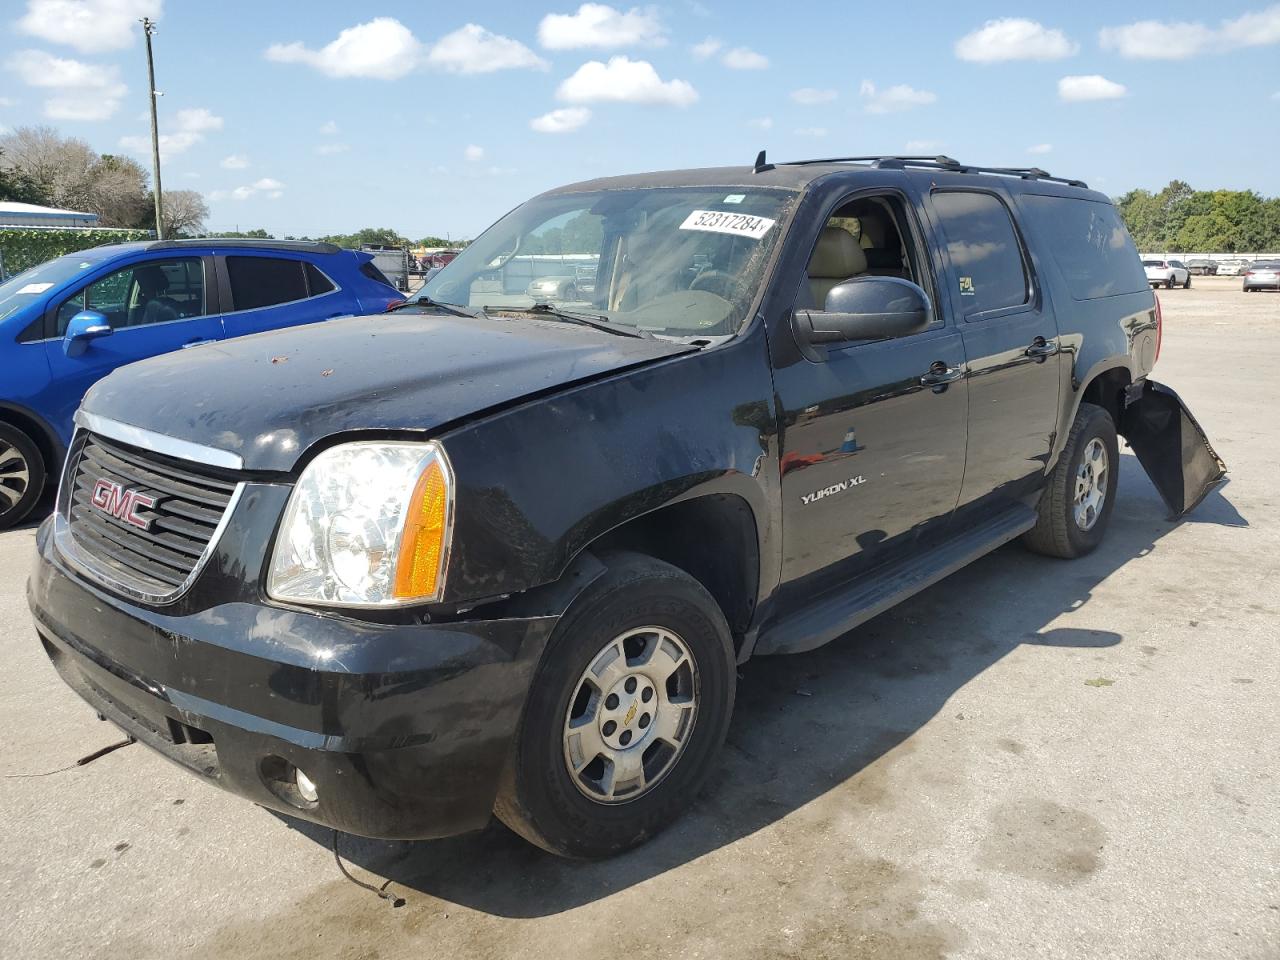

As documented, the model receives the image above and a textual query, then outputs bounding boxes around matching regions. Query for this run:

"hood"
[82,311,694,471]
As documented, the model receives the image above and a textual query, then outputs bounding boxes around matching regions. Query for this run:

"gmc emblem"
[90,478,157,530]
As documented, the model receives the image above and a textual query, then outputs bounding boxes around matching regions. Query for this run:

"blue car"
[0,239,402,527]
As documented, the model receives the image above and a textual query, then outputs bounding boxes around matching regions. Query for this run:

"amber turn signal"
[393,457,451,600]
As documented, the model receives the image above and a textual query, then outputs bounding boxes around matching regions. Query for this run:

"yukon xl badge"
[90,477,157,530]
[801,475,867,506]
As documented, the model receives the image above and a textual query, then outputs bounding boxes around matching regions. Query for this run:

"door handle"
[1025,336,1059,360]
[920,361,963,387]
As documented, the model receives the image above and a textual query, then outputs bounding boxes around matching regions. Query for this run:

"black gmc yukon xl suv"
[28,155,1225,859]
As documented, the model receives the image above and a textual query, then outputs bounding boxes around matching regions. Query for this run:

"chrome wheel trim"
[1073,437,1108,531]
[0,440,30,512]
[562,625,699,805]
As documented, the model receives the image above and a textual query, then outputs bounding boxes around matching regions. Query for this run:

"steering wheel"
[688,269,736,299]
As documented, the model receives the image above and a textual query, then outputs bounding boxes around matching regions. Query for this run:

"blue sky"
[2,0,1278,239]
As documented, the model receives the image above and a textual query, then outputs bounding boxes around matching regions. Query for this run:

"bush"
[0,227,152,277]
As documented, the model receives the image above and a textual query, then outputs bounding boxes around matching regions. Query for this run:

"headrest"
[809,227,868,278]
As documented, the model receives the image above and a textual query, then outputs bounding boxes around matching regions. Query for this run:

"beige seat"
[808,226,868,307]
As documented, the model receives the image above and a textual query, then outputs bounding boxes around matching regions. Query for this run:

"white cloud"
[691,37,721,59]
[748,116,773,130]
[904,139,943,152]
[464,144,485,161]
[266,17,421,80]
[859,80,936,114]
[320,120,339,135]
[791,87,837,105]
[18,0,160,54]
[426,24,548,74]
[119,106,223,158]
[1027,143,1053,154]
[538,4,666,50]
[722,47,768,69]
[530,106,592,132]
[212,176,285,203]
[220,153,250,169]
[316,142,349,155]
[954,18,1077,62]
[1100,5,1280,59]
[794,127,827,137]
[7,49,126,121]
[1058,74,1127,102]
[557,56,697,106]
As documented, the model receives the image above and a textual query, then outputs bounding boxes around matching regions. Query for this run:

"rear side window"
[931,190,1030,315]
[226,257,308,310]
[305,262,335,295]
[359,261,393,286]
[1024,196,1150,300]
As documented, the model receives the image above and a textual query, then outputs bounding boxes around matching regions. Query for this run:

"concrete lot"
[1,276,1276,960]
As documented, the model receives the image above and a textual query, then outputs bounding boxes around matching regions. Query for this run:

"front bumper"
[27,518,557,840]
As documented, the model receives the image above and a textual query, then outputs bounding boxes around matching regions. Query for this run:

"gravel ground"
[1,276,1276,960]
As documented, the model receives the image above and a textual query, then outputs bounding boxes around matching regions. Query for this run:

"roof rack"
[765,153,1088,189]
[146,238,343,255]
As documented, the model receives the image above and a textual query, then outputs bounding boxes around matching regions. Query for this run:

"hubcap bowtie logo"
[90,477,156,530]
[623,701,638,726]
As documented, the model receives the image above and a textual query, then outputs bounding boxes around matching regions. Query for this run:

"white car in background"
[1215,259,1250,277]
[1143,258,1191,289]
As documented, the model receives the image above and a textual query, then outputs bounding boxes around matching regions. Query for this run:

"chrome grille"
[59,431,241,601]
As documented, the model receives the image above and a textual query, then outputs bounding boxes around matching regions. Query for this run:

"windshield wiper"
[499,303,652,339]
[390,297,486,320]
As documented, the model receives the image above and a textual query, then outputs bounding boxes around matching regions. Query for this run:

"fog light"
[295,767,319,803]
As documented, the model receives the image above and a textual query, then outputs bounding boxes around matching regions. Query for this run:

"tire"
[1165,275,1175,290]
[0,422,46,530]
[1022,402,1119,560]
[1183,274,1192,289]
[494,551,736,859]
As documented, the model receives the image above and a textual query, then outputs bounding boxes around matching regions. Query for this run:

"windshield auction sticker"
[679,210,776,240]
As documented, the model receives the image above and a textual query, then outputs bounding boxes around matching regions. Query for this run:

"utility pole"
[140,17,165,239]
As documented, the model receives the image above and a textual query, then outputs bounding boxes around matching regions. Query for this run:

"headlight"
[267,441,454,607]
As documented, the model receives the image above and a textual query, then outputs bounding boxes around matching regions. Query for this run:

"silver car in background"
[1216,259,1251,277]
[1243,261,1280,292]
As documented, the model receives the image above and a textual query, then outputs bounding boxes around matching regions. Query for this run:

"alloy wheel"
[0,439,30,515]
[1073,437,1108,531]
[562,626,699,804]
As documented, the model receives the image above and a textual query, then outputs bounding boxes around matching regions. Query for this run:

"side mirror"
[63,310,113,357]
[794,276,932,346]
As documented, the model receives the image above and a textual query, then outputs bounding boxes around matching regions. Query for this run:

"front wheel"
[1023,402,1119,559]
[0,423,45,530]
[494,552,736,858]
[1165,275,1176,290]
[1183,274,1192,289]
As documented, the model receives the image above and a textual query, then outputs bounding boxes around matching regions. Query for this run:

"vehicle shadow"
[277,458,1243,918]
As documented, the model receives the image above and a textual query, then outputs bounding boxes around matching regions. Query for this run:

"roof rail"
[776,155,1088,189]
[146,238,344,255]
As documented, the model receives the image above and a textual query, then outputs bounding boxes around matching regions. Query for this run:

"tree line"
[0,126,208,237]
[1115,181,1280,254]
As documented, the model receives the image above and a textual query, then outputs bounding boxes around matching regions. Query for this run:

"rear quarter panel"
[1008,189,1156,465]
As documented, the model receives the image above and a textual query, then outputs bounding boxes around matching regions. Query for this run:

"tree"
[1118,180,1280,253]
[0,126,152,228]
[320,227,409,249]
[208,228,274,239]
[159,189,209,237]
[0,150,48,205]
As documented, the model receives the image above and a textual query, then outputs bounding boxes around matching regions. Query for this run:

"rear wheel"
[0,423,45,530]
[494,552,736,859]
[1023,402,1119,559]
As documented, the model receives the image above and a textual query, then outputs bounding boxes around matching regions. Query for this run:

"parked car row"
[0,239,402,528]
[20,154,1226,859]
[1139,256,1280,290]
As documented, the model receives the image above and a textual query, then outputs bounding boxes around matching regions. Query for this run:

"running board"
[754,505,1037,657]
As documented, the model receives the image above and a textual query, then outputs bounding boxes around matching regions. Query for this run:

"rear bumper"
[27,519,557,840]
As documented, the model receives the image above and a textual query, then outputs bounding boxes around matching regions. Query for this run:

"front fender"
[437,326,779,606]
[1120,379,1226,518]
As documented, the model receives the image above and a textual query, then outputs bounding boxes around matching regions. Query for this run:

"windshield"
[0,255,99,324]
[414,186,796,339]
[1141,260,1165,268]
